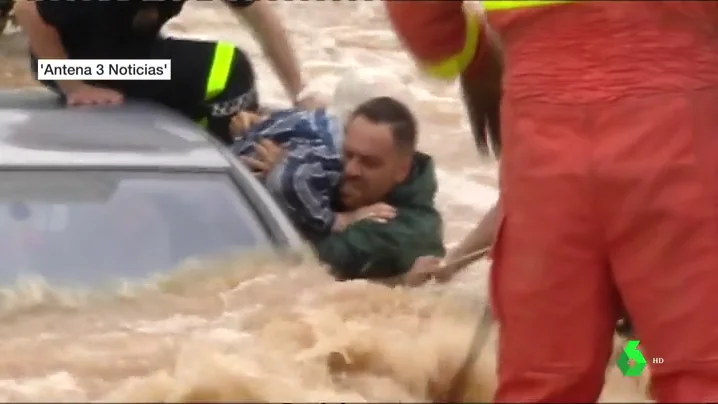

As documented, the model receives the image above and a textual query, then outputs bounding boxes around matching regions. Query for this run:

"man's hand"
[332,202,397,232]
[63,83,124,106]
[349,202,397,224]
[402,256,444,287]
[240,139,286,178]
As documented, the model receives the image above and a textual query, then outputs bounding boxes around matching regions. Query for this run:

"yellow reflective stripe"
[422,9,480,80]
[482,0,573,11]
[205,41,235,101]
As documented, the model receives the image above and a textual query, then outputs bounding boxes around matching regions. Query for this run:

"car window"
[0,170,271,287]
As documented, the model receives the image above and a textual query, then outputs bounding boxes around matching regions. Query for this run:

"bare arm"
[228,1,305,103]
[13,1,82,93]
[439,203,499,278]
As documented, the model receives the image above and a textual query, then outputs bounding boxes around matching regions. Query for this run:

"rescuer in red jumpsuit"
[385,1,718,402]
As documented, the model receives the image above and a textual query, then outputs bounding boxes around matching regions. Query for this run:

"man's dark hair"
[349,96,417,155]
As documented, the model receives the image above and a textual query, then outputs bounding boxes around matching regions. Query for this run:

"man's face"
[340,115,411,210]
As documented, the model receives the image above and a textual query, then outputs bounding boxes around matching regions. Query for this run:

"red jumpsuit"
[385,1,718,402]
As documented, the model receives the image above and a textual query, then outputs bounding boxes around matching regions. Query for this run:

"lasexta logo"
[617,340,647,376]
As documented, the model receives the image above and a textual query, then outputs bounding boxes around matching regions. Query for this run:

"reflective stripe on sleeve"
[481,0,573,11]
[421,9,481,80]
[205,41,235,101]
[199,41,235,128]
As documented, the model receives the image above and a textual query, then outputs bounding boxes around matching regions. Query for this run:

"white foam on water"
[435,168,498,212]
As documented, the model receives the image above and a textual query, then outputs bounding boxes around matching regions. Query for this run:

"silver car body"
[0,88,304,250]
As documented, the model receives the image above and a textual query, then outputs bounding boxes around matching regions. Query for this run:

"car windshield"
[0,170,271,287]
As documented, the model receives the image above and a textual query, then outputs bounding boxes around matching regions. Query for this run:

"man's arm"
[314,208,445,280]
[438,203,499,279]
[223,0,306,105]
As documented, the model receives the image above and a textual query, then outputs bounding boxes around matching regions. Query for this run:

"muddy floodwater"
[0,1,648,401]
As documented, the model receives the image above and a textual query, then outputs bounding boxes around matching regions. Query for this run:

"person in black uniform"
[14,0,320,145]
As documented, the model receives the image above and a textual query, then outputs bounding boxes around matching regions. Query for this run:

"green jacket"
[314,152,445,280]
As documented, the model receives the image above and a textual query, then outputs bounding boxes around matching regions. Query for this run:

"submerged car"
[0,89,303,286]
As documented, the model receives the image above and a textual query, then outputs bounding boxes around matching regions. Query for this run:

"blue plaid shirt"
[231,108,344,238]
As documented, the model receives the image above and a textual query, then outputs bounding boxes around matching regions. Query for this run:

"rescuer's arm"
[14,1,83,93]
[15,1,123,105]
[384,1,501,157]
[224,0,317,107]
[385,0,484,82]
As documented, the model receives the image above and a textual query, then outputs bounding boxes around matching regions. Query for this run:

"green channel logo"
[617,340,647,376]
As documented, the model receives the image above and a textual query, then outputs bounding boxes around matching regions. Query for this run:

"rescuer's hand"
[62,83,124,106]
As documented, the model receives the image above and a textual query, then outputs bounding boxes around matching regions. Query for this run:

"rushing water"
[0,1,648,401]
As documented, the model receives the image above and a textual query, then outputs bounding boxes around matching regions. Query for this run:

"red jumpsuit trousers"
[386,1,718,402]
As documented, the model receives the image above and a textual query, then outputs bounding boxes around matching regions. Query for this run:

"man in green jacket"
[316,151,444,280]
[317,97,444,279]
[244,96,445,280]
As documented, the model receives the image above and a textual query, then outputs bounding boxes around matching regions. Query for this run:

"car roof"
[0,89,232,169]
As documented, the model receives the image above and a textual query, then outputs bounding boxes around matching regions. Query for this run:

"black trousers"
[33,37,259,145]
[0,0,12,16]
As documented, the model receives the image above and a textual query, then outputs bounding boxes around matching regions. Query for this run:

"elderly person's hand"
[240,139,286,178]
[230,111,267,139]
